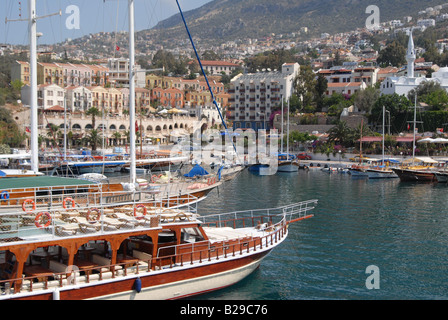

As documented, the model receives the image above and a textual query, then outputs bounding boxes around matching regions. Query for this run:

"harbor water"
[187,169,448,300]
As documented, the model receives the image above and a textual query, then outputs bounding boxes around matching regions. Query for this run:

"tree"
[370,93,412,131]
[324,93,352,116]
[353,87,380,114]
[377,41,406,67]
[314,74,328,111]
[294,65,316,112]
[327,121,353,146]
[112,131,122,146]
[0,107,26,147]
[86,129,101,151]
[86,107,101,131]
[152,50,176,75]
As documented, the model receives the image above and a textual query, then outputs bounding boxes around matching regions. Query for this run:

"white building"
[380,32,448,96]
[106,58,145,88]
[228,63,300,131]
[21,84,66,110]
[199,60,240,76]
[417,19,436,28]
[65,86,92,112]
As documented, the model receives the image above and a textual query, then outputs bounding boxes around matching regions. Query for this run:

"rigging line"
[44,0,58,47]
[175,0,236,154]
[143,0,161,30]
[113,0,120,58]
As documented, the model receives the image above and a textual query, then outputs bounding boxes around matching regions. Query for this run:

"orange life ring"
[134,204,147,220]
[86,208,101,223]
[63,197,76,209]
[151,175,157,183]
[34,212,51,228]
[22,199,36,212]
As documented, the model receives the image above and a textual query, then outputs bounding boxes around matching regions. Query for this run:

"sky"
[1,0,213,45]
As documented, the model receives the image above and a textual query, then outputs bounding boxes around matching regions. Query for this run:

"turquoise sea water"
[192,169,448,300]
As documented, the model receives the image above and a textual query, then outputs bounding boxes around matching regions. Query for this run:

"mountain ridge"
[145,0,447,42]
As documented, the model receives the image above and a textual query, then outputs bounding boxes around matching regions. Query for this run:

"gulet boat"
[0,197,317,300]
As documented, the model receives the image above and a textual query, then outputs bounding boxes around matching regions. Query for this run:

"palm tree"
[87,129,101,151]
[46,123,60,147]
[86,107,101,130]
[112,131,122,146]
[328,121,352,147]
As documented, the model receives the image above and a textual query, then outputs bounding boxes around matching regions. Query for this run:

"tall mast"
[382,105,385,165]
[128,0,136,185]
[281,96,284,153]
[412,94,417,165]
[29,0,38,172]
[287,99,290,155]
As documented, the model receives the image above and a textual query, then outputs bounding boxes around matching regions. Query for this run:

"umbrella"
[158,109,168,114]
[417,137,435,143]
[168,108,180,114]
[432,138,448,143]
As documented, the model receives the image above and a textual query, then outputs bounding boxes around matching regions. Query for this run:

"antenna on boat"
[175,0,237,154]
[5,0,61,173]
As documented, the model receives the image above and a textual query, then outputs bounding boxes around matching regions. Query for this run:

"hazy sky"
[1,0,213,45]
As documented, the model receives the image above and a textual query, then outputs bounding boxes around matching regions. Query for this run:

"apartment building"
[199,60,241,76]
[65,86,92,112]
[11,61,30,85]
[12,61,106,87]
[152,87,184,109]
[21,84,65,110]
[38,62,64,86]
[228,63,300,131]
[107,58,145,88]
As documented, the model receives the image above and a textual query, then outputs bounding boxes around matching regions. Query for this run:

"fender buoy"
[134,277,142,293]
[0,191,9,201]
[134,204,147,220]
[22,199,36,212]
[35,212,51,228]
[86,208,101,223]
[63,197,76,209]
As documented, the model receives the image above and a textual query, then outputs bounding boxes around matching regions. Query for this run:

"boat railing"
[0,189,203,245]
[198,199,318,228]
[0,211,292,297]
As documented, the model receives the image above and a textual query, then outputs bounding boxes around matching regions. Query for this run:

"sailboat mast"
[412,94,417,164]
[382,105,385,165]
[29,0,39,172]
[281,96,284,153]
[128,0,136,185]
[287,99,290,156]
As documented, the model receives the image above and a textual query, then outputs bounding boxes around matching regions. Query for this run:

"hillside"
[146,0,447,41]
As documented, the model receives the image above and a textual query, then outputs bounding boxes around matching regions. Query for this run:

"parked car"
[297,153,312,160]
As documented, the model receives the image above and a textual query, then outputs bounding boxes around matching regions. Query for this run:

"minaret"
[406,31,416,78]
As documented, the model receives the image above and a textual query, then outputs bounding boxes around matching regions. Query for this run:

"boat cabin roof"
[0,176,98,190]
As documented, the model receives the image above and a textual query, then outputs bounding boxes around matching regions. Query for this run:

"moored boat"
[0,198,317,300]
[391,167,437,182]
[391,157,438,182]
[434,171,448,183]
[365,165,399,179]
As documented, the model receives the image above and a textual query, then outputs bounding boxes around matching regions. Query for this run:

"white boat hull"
[93,255,265,300]
[366,169,398,179]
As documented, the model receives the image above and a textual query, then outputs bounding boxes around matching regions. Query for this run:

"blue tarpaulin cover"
[184,164,209,177]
